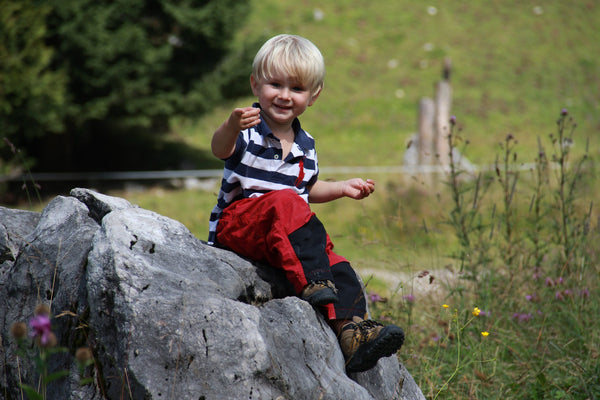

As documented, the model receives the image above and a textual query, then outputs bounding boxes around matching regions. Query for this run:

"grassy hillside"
[181,0,599,166]
[159,0,600,269]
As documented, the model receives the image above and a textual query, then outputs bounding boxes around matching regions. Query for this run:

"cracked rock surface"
[0,188,424,400]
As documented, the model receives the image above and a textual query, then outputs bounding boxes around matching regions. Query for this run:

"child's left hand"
[342,178,375,200]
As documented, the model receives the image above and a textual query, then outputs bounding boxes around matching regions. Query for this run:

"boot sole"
[345,326,405,373]
[303,288,339,306]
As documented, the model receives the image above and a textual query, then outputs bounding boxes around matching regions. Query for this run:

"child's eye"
[292,86,306,92]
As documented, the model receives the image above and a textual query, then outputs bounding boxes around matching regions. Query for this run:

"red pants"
[216,189,366,321]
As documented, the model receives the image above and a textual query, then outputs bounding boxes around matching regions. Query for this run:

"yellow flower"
[481,331,490,337]
[472,307,481,316]
[442,304,449,309]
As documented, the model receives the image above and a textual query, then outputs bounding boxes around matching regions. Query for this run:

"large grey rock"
[0,188,424,400]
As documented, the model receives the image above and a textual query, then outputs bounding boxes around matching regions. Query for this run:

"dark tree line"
[1,0,259,173]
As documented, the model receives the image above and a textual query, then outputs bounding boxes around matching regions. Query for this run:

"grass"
[9,1,600,398]
[177,0,599,166]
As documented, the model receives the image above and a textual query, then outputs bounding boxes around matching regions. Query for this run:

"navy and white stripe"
[208,109,319,244]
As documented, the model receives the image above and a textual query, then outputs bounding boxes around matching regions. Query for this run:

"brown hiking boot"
[340,316,405,373]
[300,280,339,306]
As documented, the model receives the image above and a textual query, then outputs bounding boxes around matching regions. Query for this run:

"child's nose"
[278,87,291,100]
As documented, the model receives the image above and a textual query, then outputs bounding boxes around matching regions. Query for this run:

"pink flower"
[369,292,383,303]
[29,314,52,346]
[512,312,533,322]
[525,293,538,302]
[403,294,415,303]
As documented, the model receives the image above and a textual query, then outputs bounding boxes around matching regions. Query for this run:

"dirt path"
[358,267,461,302]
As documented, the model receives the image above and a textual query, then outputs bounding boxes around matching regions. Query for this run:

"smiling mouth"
[273,103,292,111]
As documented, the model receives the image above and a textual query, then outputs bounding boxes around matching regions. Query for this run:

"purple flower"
[561,108,568,116]
[555,291,564,301]
[519,313,533,322]
[403,294,415,303]
[29,314,52,346]
[369,292,383,303]
[449,116,456,125]
[580,289,589,298]
[512,312,533,323]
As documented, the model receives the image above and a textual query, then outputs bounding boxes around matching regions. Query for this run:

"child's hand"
[212,107,261,159]
[230,107,261,131]
[342,178,375,200]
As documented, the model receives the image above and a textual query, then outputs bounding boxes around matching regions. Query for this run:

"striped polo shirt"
[208,108,319,244]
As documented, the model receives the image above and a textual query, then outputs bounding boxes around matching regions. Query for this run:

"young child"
[208,34,404,373]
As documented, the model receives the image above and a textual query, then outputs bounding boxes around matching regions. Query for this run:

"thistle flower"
[449,115,456,126]
[403,294,415,303]
[29,313,55,347]
[34,303,50,316]
[76,347,94,365]
[369,292,384,303]
[525,293,539,302]
[10,322,28,340]
[512,312,533,322]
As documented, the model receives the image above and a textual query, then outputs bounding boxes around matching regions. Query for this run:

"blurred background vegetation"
[2,1,598,176]
[1,0,263,176]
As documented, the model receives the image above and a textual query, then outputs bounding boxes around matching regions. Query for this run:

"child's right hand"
[230,107,261,131]
[212,107,261,159]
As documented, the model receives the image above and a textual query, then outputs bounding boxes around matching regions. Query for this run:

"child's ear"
[250,75,259,96]
[308,85,323,106]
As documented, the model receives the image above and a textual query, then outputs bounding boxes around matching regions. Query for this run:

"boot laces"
[314,280,338,294]
[354,319,383,344]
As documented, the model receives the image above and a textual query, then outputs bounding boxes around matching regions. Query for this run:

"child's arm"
[211,107,261,159]
[308,178,375,203]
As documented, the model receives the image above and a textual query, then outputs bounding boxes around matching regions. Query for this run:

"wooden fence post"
[434,58,452,170]
[418,97,435,167]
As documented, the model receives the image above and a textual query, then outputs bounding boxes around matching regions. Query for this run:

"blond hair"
[252,34,325,96]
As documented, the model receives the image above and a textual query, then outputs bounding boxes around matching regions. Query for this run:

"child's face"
[251,72,320,130]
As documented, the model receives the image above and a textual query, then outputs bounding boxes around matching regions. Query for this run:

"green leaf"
[19,384,43,400]
[43,369,70,384]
